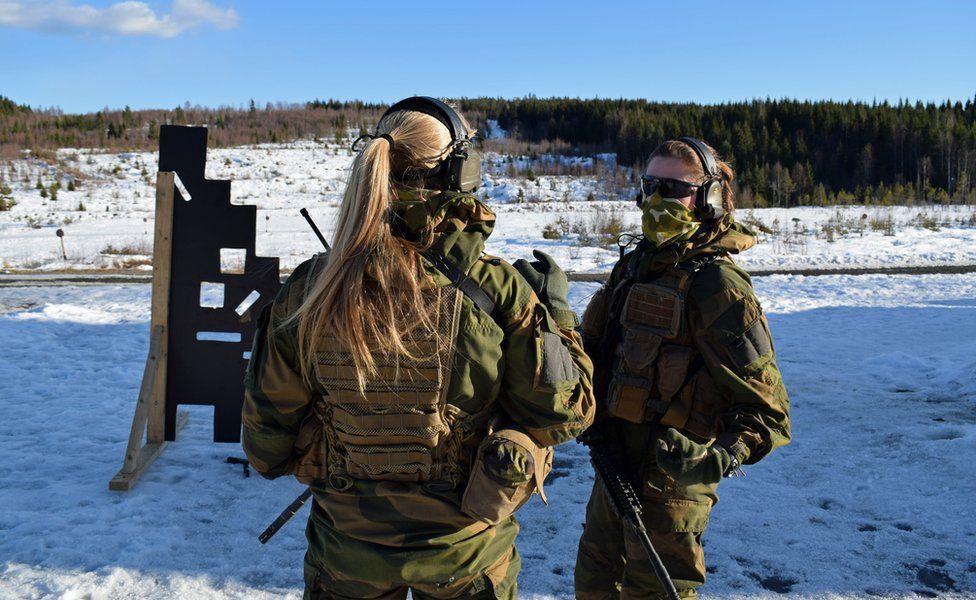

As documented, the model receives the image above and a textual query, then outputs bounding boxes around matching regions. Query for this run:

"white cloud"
[0,0,240,38]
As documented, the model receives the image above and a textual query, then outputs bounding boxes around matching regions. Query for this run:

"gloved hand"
[655,428,731,486]
[514,250,576,328]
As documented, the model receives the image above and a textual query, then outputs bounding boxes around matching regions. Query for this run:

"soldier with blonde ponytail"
[575,138,791,599]
[291,110,457,391]
[242,97,595,599]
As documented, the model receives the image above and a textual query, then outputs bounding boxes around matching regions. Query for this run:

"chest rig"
[313,285,466,490]
[603,251,730,440]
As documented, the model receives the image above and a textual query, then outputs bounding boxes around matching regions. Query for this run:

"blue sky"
[1,0,975,113]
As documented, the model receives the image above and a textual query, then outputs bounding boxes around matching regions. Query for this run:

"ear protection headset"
[676,136,726,221]
[378,96,482,193]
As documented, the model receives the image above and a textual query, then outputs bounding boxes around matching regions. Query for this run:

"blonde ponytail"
[289,109,467,389]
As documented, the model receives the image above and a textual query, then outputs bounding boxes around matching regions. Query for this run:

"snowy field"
[2,142,976,274]
[1,273,974,599]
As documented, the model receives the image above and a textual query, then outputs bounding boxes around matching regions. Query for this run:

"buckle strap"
[422,250,500,325]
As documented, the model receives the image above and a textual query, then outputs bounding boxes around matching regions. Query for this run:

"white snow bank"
[0,275,974,598]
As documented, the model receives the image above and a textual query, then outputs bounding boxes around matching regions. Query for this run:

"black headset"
[677,136,726,221]
[377,96,482,193]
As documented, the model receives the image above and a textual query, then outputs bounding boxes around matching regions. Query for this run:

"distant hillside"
[1,95,974,207]
[0,95,30,115]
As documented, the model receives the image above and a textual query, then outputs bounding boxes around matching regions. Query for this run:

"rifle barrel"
[300,208,331,252]
[258,488,313,544]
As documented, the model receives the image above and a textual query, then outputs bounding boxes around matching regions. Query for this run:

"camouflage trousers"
[302,502,520,600]
[575,424,717,600]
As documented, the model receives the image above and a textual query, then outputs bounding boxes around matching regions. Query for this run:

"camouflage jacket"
[241,189,594,582]
[582,218,791,465]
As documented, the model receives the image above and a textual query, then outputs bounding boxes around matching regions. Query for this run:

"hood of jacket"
[632,215,758,277]
[389,187,496,274]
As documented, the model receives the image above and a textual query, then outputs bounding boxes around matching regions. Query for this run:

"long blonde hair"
[290,107,472,387]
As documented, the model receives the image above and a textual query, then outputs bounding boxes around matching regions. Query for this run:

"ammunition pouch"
[602,262,730,440]
[461,423,553,525]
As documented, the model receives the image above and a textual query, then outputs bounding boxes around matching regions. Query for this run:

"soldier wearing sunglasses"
[575,138,791,599]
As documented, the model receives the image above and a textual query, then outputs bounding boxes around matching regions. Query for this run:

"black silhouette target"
[158,125,282,442]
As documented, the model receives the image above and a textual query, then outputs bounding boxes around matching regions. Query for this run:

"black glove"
[514,250,576,328]
[655,428,731,486]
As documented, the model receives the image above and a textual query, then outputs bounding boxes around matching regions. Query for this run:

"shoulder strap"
[673,253,727,287]
[422,250,502,327]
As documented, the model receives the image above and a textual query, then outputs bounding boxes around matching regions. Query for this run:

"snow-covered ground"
[2,142,975,273]
[2,273,974,599]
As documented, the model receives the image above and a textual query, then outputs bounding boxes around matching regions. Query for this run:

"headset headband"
[380,96,467,142]
[677,136,718,179]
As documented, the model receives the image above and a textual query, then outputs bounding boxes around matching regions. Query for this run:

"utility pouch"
[461,424,553,525]
[606,374,652,423]
[606,328,661,423]
[655,344,696,402]
[620,283,684,339]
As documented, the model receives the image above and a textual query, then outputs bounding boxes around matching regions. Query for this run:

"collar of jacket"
[632,215,758,279]
[389,186,496,274]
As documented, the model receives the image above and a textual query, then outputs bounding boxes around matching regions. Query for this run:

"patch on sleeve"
[540,330,577,386]
[726,318,772,373]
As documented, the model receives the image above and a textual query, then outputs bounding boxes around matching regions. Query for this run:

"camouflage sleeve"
[495,266,596,447]
[241,257,320,479]
[580,283,611,359]
[579,259,630,426]
[580,255,631,368]
[687,261,791,464]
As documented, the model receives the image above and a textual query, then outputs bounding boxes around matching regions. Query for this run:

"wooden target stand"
[108,125,283,491]
[110,172,188,491]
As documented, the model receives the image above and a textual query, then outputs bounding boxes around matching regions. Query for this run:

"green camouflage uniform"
[574,219,791,599]
[242,189,595,599]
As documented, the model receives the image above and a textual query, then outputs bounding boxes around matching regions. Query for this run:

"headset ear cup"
[696,179,724,220]
[694,183,710,220]
[458,148,482,192]
[447,153,462,190]
[706,180,725,219]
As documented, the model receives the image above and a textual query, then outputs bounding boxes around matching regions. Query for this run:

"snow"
[2,140,975,597]
[2,142,975,274]
[2,273,975,599]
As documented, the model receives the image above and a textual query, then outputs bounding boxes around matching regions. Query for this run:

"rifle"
[259,488,313,544]
[578,431,681,600]
[257,208,329,544]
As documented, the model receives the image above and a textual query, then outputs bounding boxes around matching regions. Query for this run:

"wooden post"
[109,172,186,491]
[148,172,174,444]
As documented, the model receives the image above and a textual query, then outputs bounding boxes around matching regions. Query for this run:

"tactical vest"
[603,255,732,441]
[313,285,468,490]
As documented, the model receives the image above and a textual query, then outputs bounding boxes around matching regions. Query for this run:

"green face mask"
[641,192,701,249]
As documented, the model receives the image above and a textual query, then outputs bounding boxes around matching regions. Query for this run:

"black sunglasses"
[640,176,698,199]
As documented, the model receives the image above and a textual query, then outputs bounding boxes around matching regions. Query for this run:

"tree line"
[458,97,976,207]
[0,97,386,160]
[2,94,975,206]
